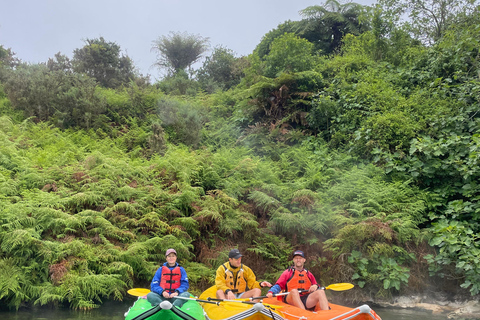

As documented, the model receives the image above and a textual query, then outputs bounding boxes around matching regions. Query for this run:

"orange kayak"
[261,297,382,320]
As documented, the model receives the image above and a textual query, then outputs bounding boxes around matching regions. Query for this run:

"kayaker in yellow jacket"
[215,248,272,300]
[266,250,329,310]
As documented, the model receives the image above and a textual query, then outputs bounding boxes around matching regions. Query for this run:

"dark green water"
[0,299,450,320]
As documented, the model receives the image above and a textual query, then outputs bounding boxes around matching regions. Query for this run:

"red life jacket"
[285,268,313,295]
[159,265,182,293]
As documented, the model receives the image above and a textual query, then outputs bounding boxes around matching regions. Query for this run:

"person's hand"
[309,284,318,293]
[226,291,236,300]
[260,281,272,287]
[162,291,170,298]
[170,292,178,298]
[266,292,273,298]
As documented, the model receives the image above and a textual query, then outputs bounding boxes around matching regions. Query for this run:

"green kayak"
[124,296,206,320]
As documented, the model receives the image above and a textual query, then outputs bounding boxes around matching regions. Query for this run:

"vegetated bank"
[0,0,479,314]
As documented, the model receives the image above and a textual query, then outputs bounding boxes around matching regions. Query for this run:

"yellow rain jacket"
[215,262,261,294]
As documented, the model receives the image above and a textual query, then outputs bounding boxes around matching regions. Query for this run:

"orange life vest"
[159,265,182,293]
[285,268,313,295]
[222,262,247,293]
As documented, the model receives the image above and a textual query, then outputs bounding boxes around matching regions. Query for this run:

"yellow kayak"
[199,286,285,320]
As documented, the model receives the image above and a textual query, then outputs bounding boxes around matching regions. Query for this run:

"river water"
[0,299,450,320]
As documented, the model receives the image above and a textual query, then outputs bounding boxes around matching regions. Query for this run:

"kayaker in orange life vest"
[266,250,329,310]
[147,248,190,307]
[216,248,272,301]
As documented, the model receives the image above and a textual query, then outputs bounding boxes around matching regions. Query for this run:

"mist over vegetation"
[1,0,479,310]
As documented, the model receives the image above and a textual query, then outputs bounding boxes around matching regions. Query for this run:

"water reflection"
[376,307,449,320]
[0,300,451,320]
[0,300,133,320]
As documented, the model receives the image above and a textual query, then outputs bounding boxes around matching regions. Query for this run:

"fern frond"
[171,217,200,238]
[33,283,64,307]
[61,273,126,310]
[62,192,105,212]
[1,228,41,257]
[248,190,281,212]
[0,258,24,300]
[136,211,169,235]
[104,201,142,218]
[183,262,216,292]
[267,208,307,237]
[291,189,318,209]
[193,209,222,223]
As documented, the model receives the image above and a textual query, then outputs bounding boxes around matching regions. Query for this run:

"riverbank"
[374,296,480,319]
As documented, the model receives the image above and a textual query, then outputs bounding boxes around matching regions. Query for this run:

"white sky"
[0,0,377,81]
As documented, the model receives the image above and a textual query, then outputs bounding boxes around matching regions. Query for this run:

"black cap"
[229,249,243,259]
[293,250,305,258]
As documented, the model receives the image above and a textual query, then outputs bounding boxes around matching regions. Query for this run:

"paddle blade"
[325,283,354,291]
[128,288,151,296]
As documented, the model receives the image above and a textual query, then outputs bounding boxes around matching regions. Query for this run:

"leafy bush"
[263,33,318,78]
[156,98,205,147]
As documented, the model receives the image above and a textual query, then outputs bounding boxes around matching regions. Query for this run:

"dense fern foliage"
[1,0,480,310]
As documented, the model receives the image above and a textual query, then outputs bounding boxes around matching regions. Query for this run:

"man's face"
[293,255,305,268]
[166,253,177,264]
[229,256,242,268]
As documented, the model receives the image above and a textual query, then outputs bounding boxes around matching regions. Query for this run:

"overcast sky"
[0,0,377,81]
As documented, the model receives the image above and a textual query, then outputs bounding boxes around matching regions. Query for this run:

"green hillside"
[1,0,479,310]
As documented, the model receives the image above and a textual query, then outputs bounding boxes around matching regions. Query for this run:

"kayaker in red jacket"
[266,250,329,310]
[147,248,190,307]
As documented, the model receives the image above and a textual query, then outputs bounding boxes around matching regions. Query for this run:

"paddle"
[249,283,354,300]
[127,288,262,306]
[319,283,354,291]
[206,297,269,304]
[128,288,150,296]
[249,289,307,300]
[127,288,223,305]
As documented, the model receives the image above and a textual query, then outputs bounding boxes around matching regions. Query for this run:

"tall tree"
[196,46,245,92]
[263,33,317,78]
[298,0,371,54]
[0,45,20,69]
[72,37,136,88]
[151,31,209,76]
[378,0,478,44]
[254,21,301,59]
[47,52,73,73]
